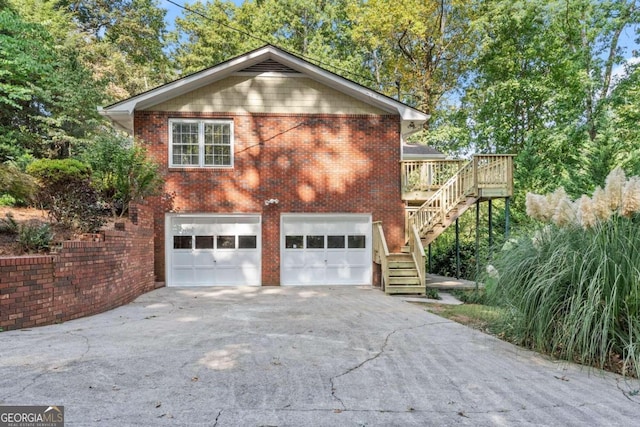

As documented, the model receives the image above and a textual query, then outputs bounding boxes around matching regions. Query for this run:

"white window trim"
[168,118,234,168]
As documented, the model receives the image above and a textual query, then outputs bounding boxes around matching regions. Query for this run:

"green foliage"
[451,288,487,305]
[0,213,18,233]
[53,0,172,100]
[486,217,640,377]
[0,8,103,160]
[430,241,478,280]
[173,0,370,84]
[27,159,104,232]
[0,211,53,253]
[0,163,37,203]
[18,222,52,253]
[0,194,16,206]
[26,159,91,183]
[79,133,162,217]
[348,0,476,116]
[461,0,640,210]
[427,199,515,281]
[425,287,440,300]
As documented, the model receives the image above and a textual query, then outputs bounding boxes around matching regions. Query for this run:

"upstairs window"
[169,119,233,168]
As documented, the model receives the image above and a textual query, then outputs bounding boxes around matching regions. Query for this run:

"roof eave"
[98,107,134,133]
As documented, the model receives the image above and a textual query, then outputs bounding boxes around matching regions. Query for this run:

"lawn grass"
[419,300,506,336]
[419,291,637,378]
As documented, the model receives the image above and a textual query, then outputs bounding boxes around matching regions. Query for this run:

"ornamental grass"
[488,168,640,377]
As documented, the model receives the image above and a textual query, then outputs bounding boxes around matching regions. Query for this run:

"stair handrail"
[372,221,391,291]
[409,223,426,291]
[409,159,476,237]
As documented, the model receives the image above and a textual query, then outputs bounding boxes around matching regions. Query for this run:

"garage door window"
[327,235,345,248]
[286,235,304,249]
[348,235,366,248]
[238,235,257,249]
[174,236,192,249]
[306,235,324,248]
[195,236,214,249]
[217,235,235,249]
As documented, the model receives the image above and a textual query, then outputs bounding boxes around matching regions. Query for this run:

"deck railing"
[475,154,514,196]
[401,160,466,193]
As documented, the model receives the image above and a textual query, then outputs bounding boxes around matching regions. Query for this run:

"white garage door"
[281,214,371,285]
[166,215,261,286]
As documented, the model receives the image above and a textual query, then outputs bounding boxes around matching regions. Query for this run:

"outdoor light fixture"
[264,198,279,206]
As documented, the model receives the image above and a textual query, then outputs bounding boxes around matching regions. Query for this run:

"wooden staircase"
[373,155,514,295]
[409,155,514,245]
[385,252,424,294]
[373,222,426,295]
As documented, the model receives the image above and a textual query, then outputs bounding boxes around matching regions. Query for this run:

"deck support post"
[475,200,480,291]
[488,199,493,256]
[428,243,432,273]
[455,217,460,279]
[505,197,511,239]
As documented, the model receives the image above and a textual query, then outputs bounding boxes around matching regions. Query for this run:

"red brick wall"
[0,205,155,331]
[135,111,405,285]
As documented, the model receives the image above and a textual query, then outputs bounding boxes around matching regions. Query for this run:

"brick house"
[101,45,510,289]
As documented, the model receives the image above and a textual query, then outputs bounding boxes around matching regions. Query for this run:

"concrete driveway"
[1,286,639,426]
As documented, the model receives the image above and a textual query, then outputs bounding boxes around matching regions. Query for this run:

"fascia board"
[102,47,276,115]
[265,48,430,121]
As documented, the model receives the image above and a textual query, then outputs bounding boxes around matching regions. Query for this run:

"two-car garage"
[166,213,372,287]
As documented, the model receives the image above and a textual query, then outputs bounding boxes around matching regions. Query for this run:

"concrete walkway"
[1,286,639,426]
[427,273,481,290]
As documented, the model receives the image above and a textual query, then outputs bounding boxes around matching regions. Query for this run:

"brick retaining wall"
[0,205,155,331]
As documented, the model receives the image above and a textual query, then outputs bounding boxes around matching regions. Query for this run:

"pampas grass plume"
[621,176,640,217]
[604,167,626,211]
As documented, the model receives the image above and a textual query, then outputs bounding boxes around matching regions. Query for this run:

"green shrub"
[425,287,440,300]
[18,223,52,253]
[0,213,18,234]
[79,133,162,217]
[0,163,37,204]
[430,241,479,280]
[26,158,91,183]
[0,194,16,206]
[27,158,104,232]
[451,288,487,305]
[486,168,640,377]
[487,218,640,377]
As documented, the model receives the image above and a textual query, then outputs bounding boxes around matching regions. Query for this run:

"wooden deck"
[401,155,514,203]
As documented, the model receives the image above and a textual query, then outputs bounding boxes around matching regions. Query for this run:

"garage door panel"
[172,267,195,285]
[167,215,261,287]
[173,252,196,267]
[304,250,326,266]
[281,214,371,286]
[191,252,215,266]
[345,251,368,264]
[215,266,259,285]
[193,267,216,283]
[283,251,305,266]
[326,251,348,264]
[297,266,325,284]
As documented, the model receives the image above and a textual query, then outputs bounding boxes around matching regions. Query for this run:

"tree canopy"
[0,0,638,227]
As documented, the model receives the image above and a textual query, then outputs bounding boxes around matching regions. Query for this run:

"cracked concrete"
[1,285,639,426]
